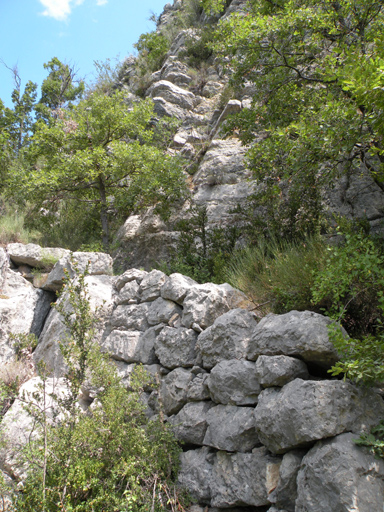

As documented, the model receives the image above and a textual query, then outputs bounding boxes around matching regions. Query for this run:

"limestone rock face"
[296,433,384,512]
[208,360,261,405]
[210,448,281,507]
[248,310,341,368]
[148,80,196,110]
[0,268,52,363]
[178,447,215,505]
[203,405,259,452]
[196,308,258,369]
[168,401,214,445]
[160,273,197,304]
[254,379,384,454]
[182,283,249,330]
[154,326,197,369]
[159,367,194,415]
[255,355,309,387]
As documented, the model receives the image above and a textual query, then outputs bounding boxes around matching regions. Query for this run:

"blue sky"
[0,0,169,107]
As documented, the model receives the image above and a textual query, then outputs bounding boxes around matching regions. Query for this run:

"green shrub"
[225,236,327,315]
[0,201,41,246]
[134,31,170,73]
[6,266,185,512]
[181,28,214,67]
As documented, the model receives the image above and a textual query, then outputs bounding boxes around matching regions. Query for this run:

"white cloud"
[96,0,108,5]
[39,0,85,21]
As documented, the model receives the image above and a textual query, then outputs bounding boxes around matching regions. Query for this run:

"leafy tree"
[208,0,384,238]
[35,57,85,123]
[13,91,186,248]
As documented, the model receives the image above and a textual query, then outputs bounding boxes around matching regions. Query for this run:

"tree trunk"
[98,175,109,249]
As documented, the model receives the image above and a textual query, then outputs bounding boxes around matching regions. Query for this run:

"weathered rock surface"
[196,308,258,369]
[160,273,197,304]
[168,401,214,445]
[203,405,259,452]
[6,243,69,268]
[147,297,182,326]
[210,448,281,507]
[254,378,384,454]
[139,270,167,302]
[269,449,306,511]
[178,447,214,505]
[148,80,196,110]
[255,355,309,388]
[155,326,197,368]
[182,283,249,330]
[208,360,261,405]
[110,303,150,331]
[159,367,194,415]
[248,310,341,368]
[296,433,384,511]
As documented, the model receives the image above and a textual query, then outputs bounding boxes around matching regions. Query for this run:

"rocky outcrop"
[2,242,384,510]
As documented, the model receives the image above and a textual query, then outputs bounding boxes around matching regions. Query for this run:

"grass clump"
[0,202,41,246]
[225,236,327,315]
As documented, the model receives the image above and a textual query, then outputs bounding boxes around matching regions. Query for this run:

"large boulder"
[210,448,281,507]
[34,275,114,376]
[182,284,249,331]
[296,433,384,511]
[168,401,214,445]
[148,80,196,110]
[203,405,259,453]
[196,308,258,369]
[178,447,215,505]
[255,355,309,388]
[155,326,197,369]
[248,311,341,369]
[0,269,52,363]
[6,243,69,268]
[208,360,261,405]
[254,378,384,454]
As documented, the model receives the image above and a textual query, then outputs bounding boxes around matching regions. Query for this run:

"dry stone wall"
[1,243,384,511]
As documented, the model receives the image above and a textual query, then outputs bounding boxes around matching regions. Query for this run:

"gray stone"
[208,360,261,405]
[115,280,139,305]
[248,311,341,369]
[296,433,384,512]
[139,270,167,302]
[153,97,186,119]
[101,330,142,362]
[203,405,259,453]
[178,447,215,504]
[187,372,210,401]
[196,308,258,369]
[43,251,113,292]
[34,275,114,375]
[255,355,309,387]
[6,243,69,268]
[269,449,306,511]
[0,377,68,480]
[114,269,148,292]
[160,272,197,304]
[202,81,223,98]
[168,401,214,445]
[254,379,384,454]
[182,283,249,330]
[210,448,281,507]
[160,367,194,415]
[113,361,136,389]
[110,303,150,331]
[148,80,196,110]
[155,326,197,369]
[0,269,52,364]
[147,297,182,326]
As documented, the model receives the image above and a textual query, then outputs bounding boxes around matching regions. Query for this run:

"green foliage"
[12,91,186,249]
[180,28,214,67]
[160,206,239,283]
[311,231,384,336]
[225,235,327,314]
[355,421,384,459]
[12,266,185,512]
[0,201,41,245]
[134,31,170,73]
[209,0,384,236]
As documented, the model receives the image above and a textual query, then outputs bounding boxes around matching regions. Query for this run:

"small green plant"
[355,421,384,459]
[0,201,41,246]
[134,31,170,73]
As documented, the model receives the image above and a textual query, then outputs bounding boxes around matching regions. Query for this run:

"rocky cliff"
[1,242,384,511]
[113,0,384,270]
